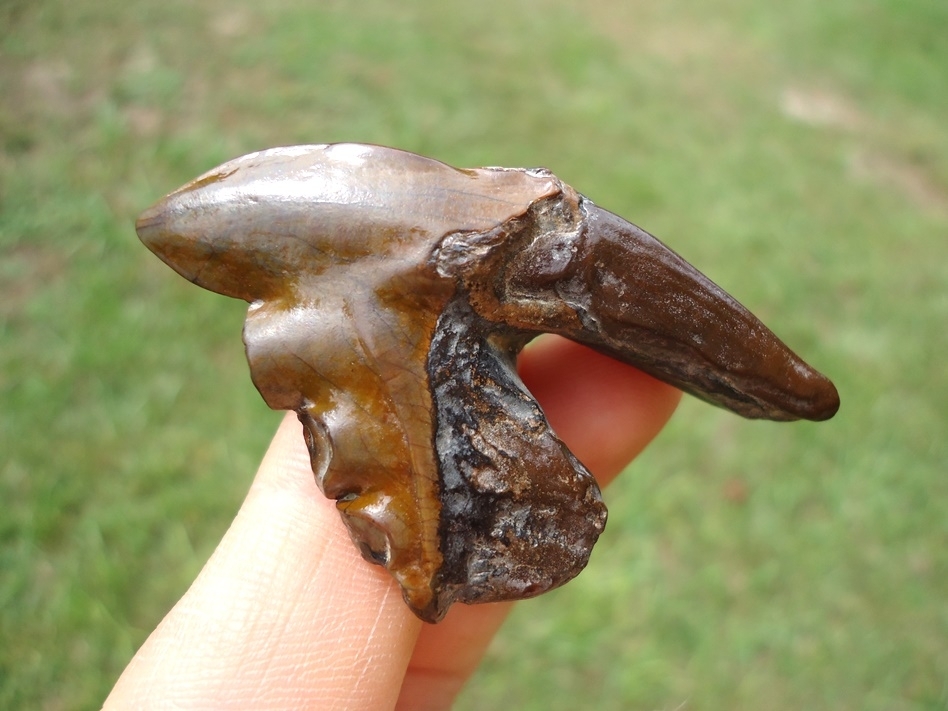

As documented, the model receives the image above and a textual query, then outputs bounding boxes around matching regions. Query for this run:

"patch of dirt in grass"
[778,86,948,215]
[849,150,948,216]
[0,244,70,320]
[779,87,865,131]
[5,56,106,143]
[208,7,255,38]
[582,1,763,70]
[21,60,75,116]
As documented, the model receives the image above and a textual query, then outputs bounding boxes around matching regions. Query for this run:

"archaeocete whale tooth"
[137,143,839,622]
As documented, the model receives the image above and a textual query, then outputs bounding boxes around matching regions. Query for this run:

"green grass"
[2,0,946,708]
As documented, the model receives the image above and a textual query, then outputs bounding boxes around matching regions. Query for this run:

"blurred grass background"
[1,0,946,708]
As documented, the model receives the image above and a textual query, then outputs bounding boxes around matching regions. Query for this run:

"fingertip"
[518,336,681,483]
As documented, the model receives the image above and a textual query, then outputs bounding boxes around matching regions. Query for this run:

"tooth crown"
[137,143,839,622]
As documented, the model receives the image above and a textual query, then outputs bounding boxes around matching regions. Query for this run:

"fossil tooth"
[138,143,839,622]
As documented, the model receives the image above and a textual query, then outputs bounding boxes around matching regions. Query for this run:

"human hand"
[104,336,681,710]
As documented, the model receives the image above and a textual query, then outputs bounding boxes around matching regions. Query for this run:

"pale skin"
[105,337,681,710]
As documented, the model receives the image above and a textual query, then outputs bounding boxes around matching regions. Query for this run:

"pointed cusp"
[567,204,839,421]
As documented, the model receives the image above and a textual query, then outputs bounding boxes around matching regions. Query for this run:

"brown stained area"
[137,143,839,621]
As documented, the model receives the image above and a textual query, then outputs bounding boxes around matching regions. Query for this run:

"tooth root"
[427,297,607,616]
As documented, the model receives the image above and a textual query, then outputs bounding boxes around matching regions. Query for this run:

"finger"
[519,336,682,483]
[105,411,419,710]
[397,336,681,710]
